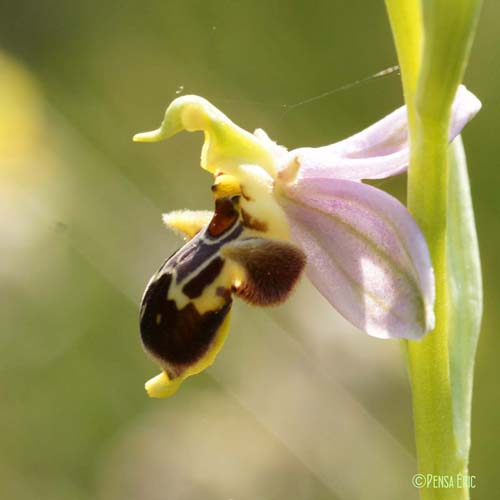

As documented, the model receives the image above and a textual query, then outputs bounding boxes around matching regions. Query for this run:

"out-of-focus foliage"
[0,1,498,499]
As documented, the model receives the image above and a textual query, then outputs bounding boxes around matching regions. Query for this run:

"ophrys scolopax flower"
[134,86,480,397]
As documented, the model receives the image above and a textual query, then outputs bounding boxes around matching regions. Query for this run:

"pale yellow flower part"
[134,95,290,240]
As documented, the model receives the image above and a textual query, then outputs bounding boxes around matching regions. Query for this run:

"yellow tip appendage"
[133,130,164,142]
[145,371,183,398]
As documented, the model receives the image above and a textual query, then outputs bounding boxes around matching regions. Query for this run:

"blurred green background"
[1,1,498,499]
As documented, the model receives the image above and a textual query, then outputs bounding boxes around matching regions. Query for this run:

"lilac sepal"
[286,85,481,182]
[278,178,435,339]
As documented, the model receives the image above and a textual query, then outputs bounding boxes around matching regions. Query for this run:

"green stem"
[384,1,421,132]
[385,1,482,499]
[409,134,463,498]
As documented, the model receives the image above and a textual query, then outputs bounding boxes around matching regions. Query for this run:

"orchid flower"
[134,86,480,397]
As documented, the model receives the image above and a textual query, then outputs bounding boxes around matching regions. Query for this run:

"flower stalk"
[385,0,482,498]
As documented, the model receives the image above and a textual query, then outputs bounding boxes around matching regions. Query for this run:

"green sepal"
[447,136,483,460]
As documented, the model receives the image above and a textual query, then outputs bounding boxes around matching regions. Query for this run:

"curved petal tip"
[286,85,481,183]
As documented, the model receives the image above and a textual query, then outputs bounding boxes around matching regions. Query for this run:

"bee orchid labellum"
[135,86,480,397]
[139,184,305,398]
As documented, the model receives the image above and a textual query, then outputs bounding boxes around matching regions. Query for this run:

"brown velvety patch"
[241,208,268,232]
[207,197,239,237]
[224,238,306,306]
